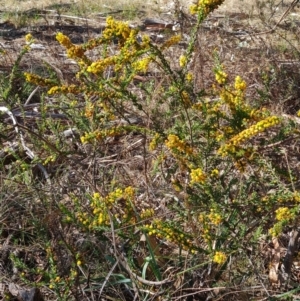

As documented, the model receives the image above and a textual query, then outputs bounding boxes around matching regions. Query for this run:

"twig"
[39,12,101,24]
[281,229,300,284]
[247,255,270,297]
[107,212,138,301]
[283,148,296,193]
[0,106,51,184]
[241,0,299,37]
[24,86,39,106]
[257,136,296,150]
[16,122,63,156]
[98,259,119,297]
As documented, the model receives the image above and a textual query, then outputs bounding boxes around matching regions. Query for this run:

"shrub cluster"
[2,0,300,299]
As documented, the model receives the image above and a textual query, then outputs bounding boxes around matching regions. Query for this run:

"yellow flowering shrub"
[186,72,193,82]
[161,34,181,50]
[132,57,151,73]
[218,116,281,156]
[89,187,137,228]
[17,1,300,295]
[234,75,247,91]
[215,69,227,85]
[190,168,206,185]
[213,251,227,264]
[190,0,225,17]
[24,72,57,87]
[208,209,222,225]
[149,133,161,151]
[144,220,196,252]
[275,207,295,221]
[25,33,34,43]
[179,55,187,68]
[165,134,193,155]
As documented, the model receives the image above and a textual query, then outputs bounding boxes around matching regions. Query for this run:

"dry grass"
[4,0,295,19]
[0,0,184,18]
